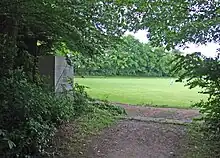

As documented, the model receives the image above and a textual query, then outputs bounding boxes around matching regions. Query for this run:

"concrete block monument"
[38,55,74,92]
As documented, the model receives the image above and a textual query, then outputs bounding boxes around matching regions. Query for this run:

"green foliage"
[47,101,126,157]
[73,35,176,77]
[77,101,126,136]
[126,0,220,154]
[133,0,220,49]
[0,0,140,57]
[183,122,220,158]
[0,1,141,157]
[89,101,126,116]
[173,53,220,137]
[0,1,141,83]
[0,70,88,157]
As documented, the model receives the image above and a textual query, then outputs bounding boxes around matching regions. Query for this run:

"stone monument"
[38,55,74,92]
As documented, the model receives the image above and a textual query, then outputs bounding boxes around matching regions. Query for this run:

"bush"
[173,53,220,138]
[0,70,88,157]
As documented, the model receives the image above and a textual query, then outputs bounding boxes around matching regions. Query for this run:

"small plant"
[0,70,89,157]
[91,101,126,116]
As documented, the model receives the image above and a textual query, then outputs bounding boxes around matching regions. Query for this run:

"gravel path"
[119,104,200,122]
[85,105,199,158]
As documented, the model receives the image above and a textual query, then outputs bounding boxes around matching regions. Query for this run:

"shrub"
[173,53,220,138]
[0,70,88,157]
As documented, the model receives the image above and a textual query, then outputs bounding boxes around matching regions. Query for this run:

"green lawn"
[76,77,207,108]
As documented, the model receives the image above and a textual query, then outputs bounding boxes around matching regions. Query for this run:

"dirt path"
[85,105,199,158]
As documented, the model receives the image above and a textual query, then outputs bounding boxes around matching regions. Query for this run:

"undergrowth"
[78,102,126,135]
[47,101,126,157]
[0,70,125,157]
[183,122,220,158]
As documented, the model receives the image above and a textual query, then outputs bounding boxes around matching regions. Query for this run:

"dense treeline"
[73,35,177,77]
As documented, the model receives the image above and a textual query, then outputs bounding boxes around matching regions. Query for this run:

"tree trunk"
[0,15,18,76]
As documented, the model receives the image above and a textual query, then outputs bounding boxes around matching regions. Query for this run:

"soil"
[119,104,200,122]
[84,105,200,158]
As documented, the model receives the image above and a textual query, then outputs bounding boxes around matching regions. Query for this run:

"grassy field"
[76,77,207,108]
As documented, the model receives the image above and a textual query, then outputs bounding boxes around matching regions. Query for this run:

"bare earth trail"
[84,105,200,158]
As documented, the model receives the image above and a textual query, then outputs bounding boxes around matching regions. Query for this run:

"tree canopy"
[0,0,142,78]
[0,0,140,54]
[119,0,219,49]
[73,35,177,77]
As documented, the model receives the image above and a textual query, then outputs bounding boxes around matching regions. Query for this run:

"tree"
[73,35,176,77]
[0,0,141,78]
[134,0,220,49]
[1,0,140,50]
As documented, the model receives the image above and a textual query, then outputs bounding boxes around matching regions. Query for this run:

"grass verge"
[46,102,126,158]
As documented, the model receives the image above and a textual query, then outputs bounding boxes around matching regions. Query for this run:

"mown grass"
[76,77,207,108]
